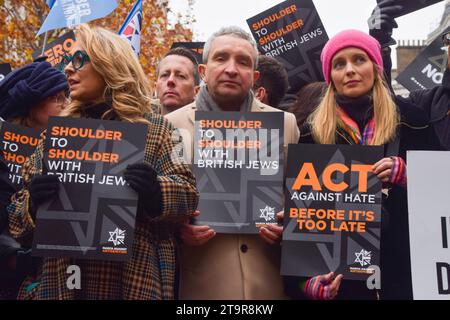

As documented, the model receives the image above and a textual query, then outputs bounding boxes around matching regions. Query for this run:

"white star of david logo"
[260,206,275,222]
[108,228,126,246]
[355,249,372,267]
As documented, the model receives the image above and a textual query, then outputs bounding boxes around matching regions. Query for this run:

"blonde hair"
[308,67,399,145]
[63,24,152,124]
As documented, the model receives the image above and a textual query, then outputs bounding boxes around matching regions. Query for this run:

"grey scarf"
[196,85,254,112]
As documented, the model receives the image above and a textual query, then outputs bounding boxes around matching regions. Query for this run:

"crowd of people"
[0,1,449,300]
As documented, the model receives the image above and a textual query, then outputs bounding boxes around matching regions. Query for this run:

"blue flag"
[118,0,142,56]
[37,0,118,36]
[46,0,56,8]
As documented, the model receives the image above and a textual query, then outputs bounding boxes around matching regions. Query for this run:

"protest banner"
[32,116,147,261]
[193,111,284,234]
[247,0,329,92]
[0,63,12,82]
[396,26,450,91]
[407,151,450,300]
[37,0,118,36]
[0,122,42,186]
[32,31,76,67]
[171,42,205,64]
[282,144,383,280]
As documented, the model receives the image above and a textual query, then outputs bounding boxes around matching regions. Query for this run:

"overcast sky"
[169,0,446,68]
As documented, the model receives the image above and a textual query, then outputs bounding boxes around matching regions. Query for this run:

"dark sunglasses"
[58,50,91,72]
[443,32,450,47]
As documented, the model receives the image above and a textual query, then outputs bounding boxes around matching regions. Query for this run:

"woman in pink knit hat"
[292,29,441,300]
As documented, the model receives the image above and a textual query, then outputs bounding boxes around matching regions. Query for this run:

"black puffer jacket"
[406,68,450,150]
[381,44,450,151]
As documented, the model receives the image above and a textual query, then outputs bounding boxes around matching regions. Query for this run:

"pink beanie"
[321,29,383,84]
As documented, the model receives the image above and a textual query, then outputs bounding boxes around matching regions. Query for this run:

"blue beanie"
[0,61,69,120]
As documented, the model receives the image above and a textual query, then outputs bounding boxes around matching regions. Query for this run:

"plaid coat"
[7,112,198,300]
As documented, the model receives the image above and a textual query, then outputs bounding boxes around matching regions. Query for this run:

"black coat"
[0,160,21,299]
[405,68,450,150]
[382,46,450,151]
[285,100,441,300]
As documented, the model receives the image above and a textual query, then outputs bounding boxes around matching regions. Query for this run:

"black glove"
[16,248,39,279]
[124,163,163,218]
[368,0,404,47]
[28,175,60,209]
[0,210,7,234]
[0,160,15,233]
[0,232,20,261]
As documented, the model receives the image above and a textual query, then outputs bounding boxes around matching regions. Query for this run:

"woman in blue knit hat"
[0,60,69,299]
[0,60,69,128]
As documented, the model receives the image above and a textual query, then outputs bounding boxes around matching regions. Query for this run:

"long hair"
[10,116,34,127]
[63,24,152,124]
[307,66,399,145]
[288,82,327,128]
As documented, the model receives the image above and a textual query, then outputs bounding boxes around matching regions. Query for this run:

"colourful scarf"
[336,107,375,145]
[337,107,407,187]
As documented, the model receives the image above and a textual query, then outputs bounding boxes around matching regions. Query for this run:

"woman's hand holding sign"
[304,272,344,300]
[373,157,394,182]
[373,156,406,187]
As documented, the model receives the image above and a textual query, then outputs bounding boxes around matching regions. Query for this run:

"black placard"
[32,31,76,67]
[0,63,12,83]
[382,0,444,17]
[171,42,205,64]
[32,116,147,261]
[193,111,284,234]
[0,122,42,186]
[282,144,383,281]
[396,26,449,91]
[247,0,329,92]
